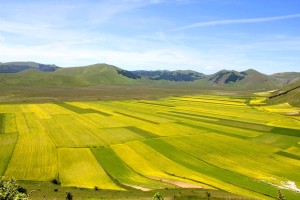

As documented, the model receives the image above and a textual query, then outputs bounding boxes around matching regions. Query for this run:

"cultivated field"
[0,94,300,199]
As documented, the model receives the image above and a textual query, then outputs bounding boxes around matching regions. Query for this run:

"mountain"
[205,69,280,90]
[0,63,150,87]
[0,62,298,92]
[130,70,206,81]
[0,62,60,73]
[271,72,300,84]
[207,70,245,85]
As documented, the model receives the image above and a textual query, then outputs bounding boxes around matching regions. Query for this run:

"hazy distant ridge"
[0,62,299,90]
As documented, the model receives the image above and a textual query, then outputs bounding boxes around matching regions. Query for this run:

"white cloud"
[171,13,300,31]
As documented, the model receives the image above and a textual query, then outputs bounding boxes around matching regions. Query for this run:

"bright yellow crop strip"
[101,128,144,143]
[65,114,132,145]
[28,104,52,119]
[104,102,174,124]
[0,104,21,113]
[14,112,30,134]
[139,123,207,137]
[81,113,126,128]
[58,148,124,190]
[38,103,74,115]
[171,97,246,106]
[250,97,267,105]
[111,114,155,127]
[40,119,77,147]
[53,114,105,147]
[23,112,45,132]
[112,141,273,199]
[5,130,57,181]
[267,118,300,130]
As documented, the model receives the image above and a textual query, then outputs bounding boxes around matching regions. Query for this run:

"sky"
[0,0,300,74]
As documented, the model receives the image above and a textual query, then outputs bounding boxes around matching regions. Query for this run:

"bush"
[0,177,28,200]
[51,178,61,185]
[152,192,164,200]
[66,192,73,200]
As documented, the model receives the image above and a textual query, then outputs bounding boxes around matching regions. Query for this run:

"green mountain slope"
[271,72,300,84]
[0,63,150,87]
[131,70,206,81]
[267,79,300,106]
[205,69,280,90]
[0,62,298,92]
[0,62,59,73]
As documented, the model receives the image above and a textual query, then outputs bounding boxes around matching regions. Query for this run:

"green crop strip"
[125,126,158,139]
[276,151,300,160]
[169,110,272,132]
[114,111,160,124]
[0,114,5,134]
[138,101,175,107]
[56,102,111,116]
[175,121,249,140]
[271,127,300,137]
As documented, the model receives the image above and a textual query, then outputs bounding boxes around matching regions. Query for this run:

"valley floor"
[0,94,300,199]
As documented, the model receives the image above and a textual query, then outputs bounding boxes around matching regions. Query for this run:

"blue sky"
[0,0,299,74]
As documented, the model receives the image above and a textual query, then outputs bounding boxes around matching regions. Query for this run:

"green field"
[0,94,300,199]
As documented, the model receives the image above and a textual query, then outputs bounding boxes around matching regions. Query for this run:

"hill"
[0,63,150,87]
[0,62,284,90]
[267,79,300,106]
[205,69,280,90]
[1,62,300,103]
[0,62,60,73]
[131,70,206,81]
[271,72,300,84]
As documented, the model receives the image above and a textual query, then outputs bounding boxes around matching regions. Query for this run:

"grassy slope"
[0,64,151,87]
[266,79,300,106]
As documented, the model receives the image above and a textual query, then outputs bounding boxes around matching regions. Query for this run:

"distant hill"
[271,72,300,84]
[204,69,279,90]
[131,70,206,81]
[0,62,60,73]
[207,70,245,85]
[0,63,149,87]
[0,62,299,92]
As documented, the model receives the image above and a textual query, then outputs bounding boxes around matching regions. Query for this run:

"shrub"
[0,177,28,200]
[66,192,73,200]
[152,192,164,200]
[51,178,61,185]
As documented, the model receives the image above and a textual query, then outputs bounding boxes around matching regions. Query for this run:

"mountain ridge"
[0,62,299,90]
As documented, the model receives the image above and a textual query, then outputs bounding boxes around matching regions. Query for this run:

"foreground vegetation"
[0,94,299,199]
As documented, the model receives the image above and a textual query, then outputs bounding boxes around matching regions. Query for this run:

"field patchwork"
[0,94,299,199]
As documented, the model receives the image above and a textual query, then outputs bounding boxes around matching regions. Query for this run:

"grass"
[18,181,248,200]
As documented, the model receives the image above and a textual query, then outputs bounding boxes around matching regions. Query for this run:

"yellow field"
[0,94,299,199]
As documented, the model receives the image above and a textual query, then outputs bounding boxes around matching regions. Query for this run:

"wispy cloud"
[171,13,300,31]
